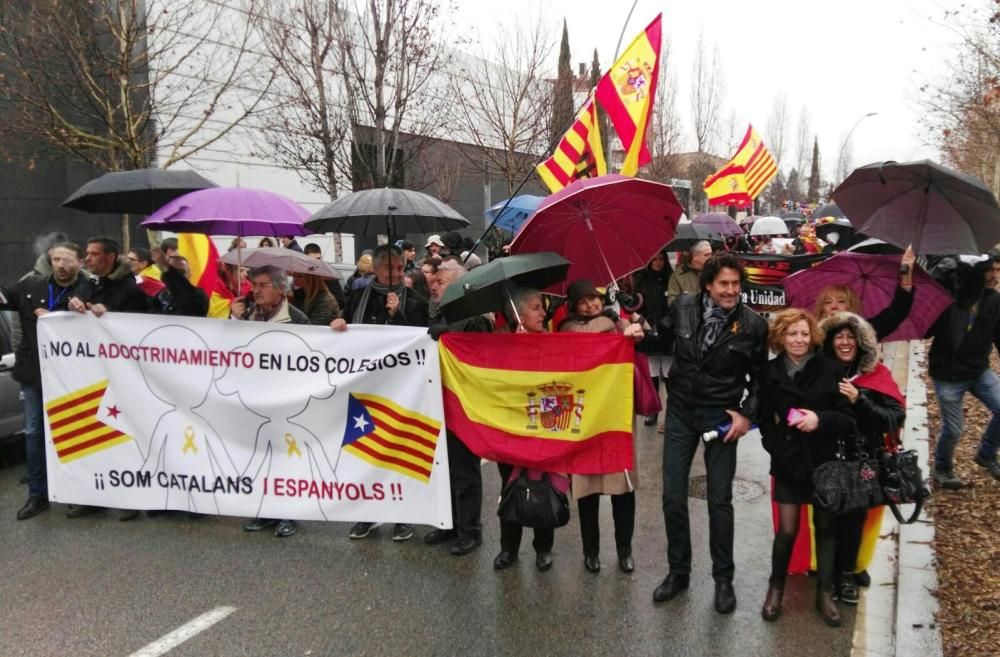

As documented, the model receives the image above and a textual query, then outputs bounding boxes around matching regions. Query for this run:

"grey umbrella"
[305,187,469,237]
[664,222,722,252]
[62,169,218,214]
[833,159,1000,255]
[219,247,338,278]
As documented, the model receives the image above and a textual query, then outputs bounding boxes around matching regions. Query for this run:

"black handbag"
[812,433,884,514]
[497,471,570,529]
[879,448,931,524]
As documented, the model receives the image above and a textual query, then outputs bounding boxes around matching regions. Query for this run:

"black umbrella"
[664,222,722,252]
[812,203,845,219]
[814,217,854,243]
[833,159,1000,255]
[62,169,218,214]
[780,210,807,220]
[439,252,570,324]
[306,187,469,236]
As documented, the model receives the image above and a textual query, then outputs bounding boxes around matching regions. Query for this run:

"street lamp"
[837,112,878,181]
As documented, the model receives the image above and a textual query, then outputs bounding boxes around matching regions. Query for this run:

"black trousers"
[578,492,635,557]
[497,463,554,554]
[661,400,738,581]
[447,431,482,541]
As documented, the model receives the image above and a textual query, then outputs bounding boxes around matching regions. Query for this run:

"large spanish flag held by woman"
[439,333,634,474]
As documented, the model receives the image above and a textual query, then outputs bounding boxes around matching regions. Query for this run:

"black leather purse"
[812,433,884,514]
[879,448,931,524]
[497,471,570,529]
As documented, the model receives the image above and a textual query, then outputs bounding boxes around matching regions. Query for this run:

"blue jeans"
[933,369,1000,471]
[21,383,46,498]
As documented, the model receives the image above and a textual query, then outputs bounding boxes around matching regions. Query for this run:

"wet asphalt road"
[0,423,856,657]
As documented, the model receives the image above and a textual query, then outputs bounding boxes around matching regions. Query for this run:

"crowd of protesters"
[4,216,1000,629]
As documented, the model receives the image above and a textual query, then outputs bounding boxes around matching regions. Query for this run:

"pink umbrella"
[782,252,953,341]
[510,175,683,294]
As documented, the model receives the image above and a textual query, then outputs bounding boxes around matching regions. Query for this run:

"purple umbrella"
[692,212,744,237]
[141,188,310,237]
[783,252,953,342]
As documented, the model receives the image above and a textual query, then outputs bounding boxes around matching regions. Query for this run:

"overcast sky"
[453,0,966,182]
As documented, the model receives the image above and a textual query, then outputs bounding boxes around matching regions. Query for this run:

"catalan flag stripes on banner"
[595,14,662,177]
[175,233,227,318]
[439,333,634,474]
[45,380,132,463]
[703,124,778,207]
[536,95,607,193]
[341,393,442,483]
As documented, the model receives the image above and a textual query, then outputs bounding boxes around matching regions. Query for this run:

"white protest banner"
[37,312,451,527]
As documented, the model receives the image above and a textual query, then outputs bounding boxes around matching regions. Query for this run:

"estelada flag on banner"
[45,380,132,463]
[595,13,662,177]
[439,333,634,474]
[704,124,779,207]
[341,393,442,483]
[536,94,607,193]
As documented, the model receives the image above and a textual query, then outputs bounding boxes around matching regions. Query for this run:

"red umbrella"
[782,252,953,342]
[510,175,683,294]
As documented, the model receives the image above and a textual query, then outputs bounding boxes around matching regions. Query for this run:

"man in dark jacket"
[0,242,92,520]
[927,258,1000,489]
[653,252,769,614]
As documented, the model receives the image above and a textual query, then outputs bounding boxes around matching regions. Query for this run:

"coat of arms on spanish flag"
[439,333,634,474]
[45,380,133,463]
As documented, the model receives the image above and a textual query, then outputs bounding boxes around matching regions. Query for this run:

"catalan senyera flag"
[439,333,634,474]
[46,380,132,463]
[595,14,662,177]
[704,124,779,207]
[341,393,442,483]
[536,95,607,193]
[175,233,227,318]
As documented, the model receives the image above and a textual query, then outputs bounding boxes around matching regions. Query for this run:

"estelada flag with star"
[341,393,442,483]
[45,380,133,463]
[439,333,634,474]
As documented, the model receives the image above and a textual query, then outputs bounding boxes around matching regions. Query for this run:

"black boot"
[17,496,49,520]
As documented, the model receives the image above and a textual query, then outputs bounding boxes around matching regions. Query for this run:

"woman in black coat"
[758,308,856,627]
[632,249,672,426]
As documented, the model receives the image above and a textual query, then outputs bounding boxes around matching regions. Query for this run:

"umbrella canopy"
[62,169,218,215]
[780,210,806,221]
[664,222,722,252]
[219,247,337,278]
[509,175,683,295]
[306,187,468,237]
[749,215,789,236]
[486,195,544,234]
[438,252,570,323]
[692,212,744,237]
[782,215,806,227]
[812,203,845,220]
[783,252,953,342]
[833,159,1000,255]
[141,188,310,236]
[847,237,903,255]
[814,217,855,243]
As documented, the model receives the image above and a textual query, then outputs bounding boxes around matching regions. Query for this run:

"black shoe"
[535,551,553,571]
[424,528,457,545]
[854,570,871,588]
[974,454,1000,481]
[933,467,964,490]
[653,573,689,602]
[274,520,297,538]
[644,414,658,426]
[392,523,414,542]
[584,555,601,573]
[349,521,376,539]
[761,584,784,622]
[65,505,101,519]
[493,550,518,570]
[816,589,842,627]
[450,536,482,556]
[837,573,860,605]
[618,555,635,574]
[243,517,278,532]
[119,509,141,522]
[16,496,49,520]
[714,580,737,614]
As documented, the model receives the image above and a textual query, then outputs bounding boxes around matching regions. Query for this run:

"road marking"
[127,606,236,657]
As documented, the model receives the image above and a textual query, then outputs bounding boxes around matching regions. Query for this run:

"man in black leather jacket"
[652,252,768,615]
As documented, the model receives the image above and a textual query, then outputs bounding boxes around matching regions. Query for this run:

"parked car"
[0,310,24,441]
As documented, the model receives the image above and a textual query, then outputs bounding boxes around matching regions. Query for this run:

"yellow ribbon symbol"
[285,433,302,458]
[182,426,197,454]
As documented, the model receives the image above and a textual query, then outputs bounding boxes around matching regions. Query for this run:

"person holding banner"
[557,279,644,574]
[1,242,92,520]
[654,253,768,614]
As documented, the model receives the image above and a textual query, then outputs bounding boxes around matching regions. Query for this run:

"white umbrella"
[749,215,788,236]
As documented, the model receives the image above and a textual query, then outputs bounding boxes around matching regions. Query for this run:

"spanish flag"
[536,95,607,193]
[704,124,779,207]
[595,14,662,177]
[175,233,228,318]
[439,333,634,474]
[46,380,132,463]
[341,393,442,483]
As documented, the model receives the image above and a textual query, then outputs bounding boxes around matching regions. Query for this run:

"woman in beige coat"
[557,279,645,573]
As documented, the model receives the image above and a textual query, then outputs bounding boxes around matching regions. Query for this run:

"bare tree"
[447,17,553,194]
[794,107,812,176]
[416,141,466,205]
[764,92,789,168]
[689,31,725,155]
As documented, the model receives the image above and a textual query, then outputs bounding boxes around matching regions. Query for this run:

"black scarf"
[700,294,735,356]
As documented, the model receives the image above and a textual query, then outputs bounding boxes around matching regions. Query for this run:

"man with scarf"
[1,242,92,520]
[653,252,768,614]
[331,244,428,542]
